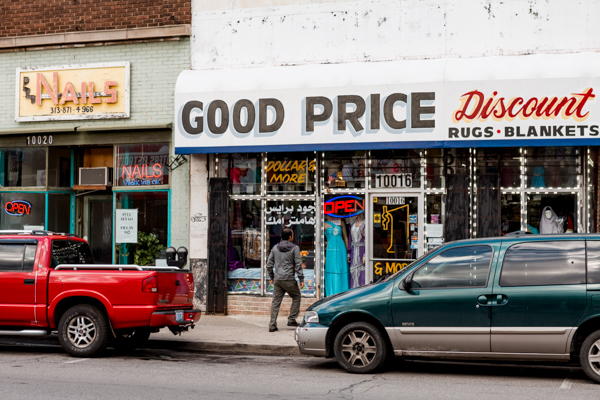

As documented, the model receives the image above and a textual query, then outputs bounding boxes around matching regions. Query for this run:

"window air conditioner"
[79,167,113,186]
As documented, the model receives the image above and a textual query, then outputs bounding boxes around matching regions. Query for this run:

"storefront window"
[323,194,366,294]
[266,153,316,194]
[370,149,421,189]
[425,194,444,252]
[526,193,578,234]
[227,199,263,293]
[228,154,262,195]
[0,148,46,187]
[265,200,316,296]
[501,193,521,235]
[0,192,45,230]
[48,194,72,233]
[322,151,366,190]
[48,148,72,187]
[115,144,169,187]
[443,149,471,242]
[115,192,168,264]
[526,147,579,189]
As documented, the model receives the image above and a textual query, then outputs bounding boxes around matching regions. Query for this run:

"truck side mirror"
[166,246,188,269]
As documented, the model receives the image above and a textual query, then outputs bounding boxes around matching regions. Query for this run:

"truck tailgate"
[156,271,194,308]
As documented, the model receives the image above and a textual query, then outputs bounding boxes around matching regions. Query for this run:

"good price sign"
[174,53,600,153]
[16,62,130,122]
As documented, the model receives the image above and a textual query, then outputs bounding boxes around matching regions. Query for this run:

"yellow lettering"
[297,173,306,183]
[289,174,298,183]
[266,161,275,172]
[308,160,316,172]
[299,161,307,170]
[274,161,282,171]
[374,262,382,276]
[386,262,395,274]
[291,161,299,171]
[270,174,285,183]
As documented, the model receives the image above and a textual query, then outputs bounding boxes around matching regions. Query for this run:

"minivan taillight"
[142,276,158,293]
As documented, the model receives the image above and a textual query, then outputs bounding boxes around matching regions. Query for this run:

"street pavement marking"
[559,377,573,390]
[63,358,88,364]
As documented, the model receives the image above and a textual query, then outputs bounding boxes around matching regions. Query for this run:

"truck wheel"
[333,322,388,374]
[58,304,109,357]
[580,330,600,383]
[113,328,151,351]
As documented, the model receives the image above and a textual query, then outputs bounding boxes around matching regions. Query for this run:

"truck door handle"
[24,279,35,285]
[477,295,493,306]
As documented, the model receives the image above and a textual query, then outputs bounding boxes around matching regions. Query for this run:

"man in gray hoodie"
[266,228,304,332]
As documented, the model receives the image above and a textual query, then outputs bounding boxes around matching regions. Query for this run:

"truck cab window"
[52,240,94,266]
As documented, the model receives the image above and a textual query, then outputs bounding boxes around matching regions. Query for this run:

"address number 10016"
[375,173,412,188]
[26,135,53,146]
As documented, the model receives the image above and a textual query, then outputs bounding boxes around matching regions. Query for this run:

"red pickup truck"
[0,231,200,357]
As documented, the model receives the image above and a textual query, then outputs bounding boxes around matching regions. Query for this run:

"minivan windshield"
[380,251,434,283]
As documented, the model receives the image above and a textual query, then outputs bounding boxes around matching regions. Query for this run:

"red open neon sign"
[5,200,32,216]
[323,196,364,218]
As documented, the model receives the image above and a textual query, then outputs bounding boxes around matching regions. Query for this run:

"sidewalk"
[146,314,303,356]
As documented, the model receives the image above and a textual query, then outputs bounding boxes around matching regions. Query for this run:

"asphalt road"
[0,337,598,399]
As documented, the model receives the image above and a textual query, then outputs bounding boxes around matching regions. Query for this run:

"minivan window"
[586,241,600,284]
[499,241,585,287]
[412,245,493,289]
[52,240,94,266]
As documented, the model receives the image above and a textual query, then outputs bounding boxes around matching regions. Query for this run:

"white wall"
[192,0,600,69]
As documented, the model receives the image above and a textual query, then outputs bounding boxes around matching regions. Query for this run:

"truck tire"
[113,328,151,351]
[58,304,109,357]
[333,321,388,374]
[580,330,600,383]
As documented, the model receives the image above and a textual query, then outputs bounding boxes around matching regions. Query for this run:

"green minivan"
[296,234,600,383]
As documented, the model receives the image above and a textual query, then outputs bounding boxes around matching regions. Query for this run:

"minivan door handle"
[477,295,493,306]
[495,294,508,306]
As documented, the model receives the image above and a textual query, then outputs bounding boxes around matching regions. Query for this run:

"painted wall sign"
[323,196,365,218]
[115,209,138,244]
[174,52,600,153]
[16,62,130,122]
[5,200,32,216]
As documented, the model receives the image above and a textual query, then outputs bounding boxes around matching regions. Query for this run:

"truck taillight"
[142,276,158,293]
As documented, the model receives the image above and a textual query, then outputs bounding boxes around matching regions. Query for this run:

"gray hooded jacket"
[266,240,304,282]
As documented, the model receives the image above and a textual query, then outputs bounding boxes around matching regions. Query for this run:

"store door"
[84,196,113,264]
[369,194,423,281]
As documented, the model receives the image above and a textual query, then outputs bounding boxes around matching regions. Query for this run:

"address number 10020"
[26,135,53,146]
[375,173,412,188]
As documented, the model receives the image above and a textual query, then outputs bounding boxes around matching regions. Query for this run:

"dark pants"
[269,280,301,329]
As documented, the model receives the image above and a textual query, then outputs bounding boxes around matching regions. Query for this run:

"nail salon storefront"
[176,52,600,302]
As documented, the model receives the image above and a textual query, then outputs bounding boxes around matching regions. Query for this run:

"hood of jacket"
[277,240,296,252]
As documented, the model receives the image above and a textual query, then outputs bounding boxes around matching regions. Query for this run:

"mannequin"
[347,214,366,288]
[539,206,564,234]
[324,216,349,296]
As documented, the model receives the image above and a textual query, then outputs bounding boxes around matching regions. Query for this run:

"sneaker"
[269,327,278,332]
[287,321,299,327]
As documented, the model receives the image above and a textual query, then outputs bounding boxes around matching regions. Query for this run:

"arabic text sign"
[115,209,138,243]
[265,203,316,227]
[16,62,130,122]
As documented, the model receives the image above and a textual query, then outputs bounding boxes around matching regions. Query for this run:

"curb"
[146,339,301,356]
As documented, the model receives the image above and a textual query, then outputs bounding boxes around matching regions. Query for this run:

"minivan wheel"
[333,322,388,374]
[58,304,109,357]
[580,330,600,383]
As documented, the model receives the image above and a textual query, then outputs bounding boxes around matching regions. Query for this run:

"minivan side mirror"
[404,273,414,291]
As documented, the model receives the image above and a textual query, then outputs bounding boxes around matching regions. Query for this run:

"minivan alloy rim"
[341,330,377,367]
[67,316,97,348]
[589,339,600,374]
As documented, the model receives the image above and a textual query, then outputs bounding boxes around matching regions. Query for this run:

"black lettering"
[553,125,564,136]
[484,126,493,137]
[232,99,255,134]
[370,94,380,130]
[259,98,285,133]
[448,127,459,138]
[527,126,538,137]
[207,100,229,134]
[516,127,525,137]
[306,96,333,132]
[411,92,435,128]
[383,93,407,130]
[472,127,482,138]
[566,125,576,136]
[540,126,552,137]
[461,127,470,138]
[181,100,203,135]
[578,125,588,136]
[337,95,366,131]
[591,125,599,136]
[505,127,515,137]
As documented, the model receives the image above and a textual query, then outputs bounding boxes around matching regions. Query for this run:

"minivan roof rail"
[504,231,534,236]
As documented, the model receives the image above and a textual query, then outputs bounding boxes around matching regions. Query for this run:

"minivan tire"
[333,321,388,374]
[580,330,600,383]
[58,304,109,357]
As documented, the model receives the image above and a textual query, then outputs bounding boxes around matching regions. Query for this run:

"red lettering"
[88,82,102,104]
[122,165,132,179]
[335,200,345,214]
[104,81,118,104]
[355,200,365,211]
[37,72,58,105]
[344,200,354,213]
[453,90,484,121]
[324,202,334,214]
[153,164,163,178]
[133,165,141,177]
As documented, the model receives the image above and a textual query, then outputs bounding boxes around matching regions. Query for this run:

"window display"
[0,192,45,230]
[115,143,169,186]
[0,148,46,187]
[266,153,315,194]
[47,148,72,188]
[527,147,579,189]
[501,194,521,235]
[370,149,421,189]
[322,151,366,190]
[526,193,577,234]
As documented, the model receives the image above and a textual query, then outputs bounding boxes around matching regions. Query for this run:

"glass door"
[369,194,423,280]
